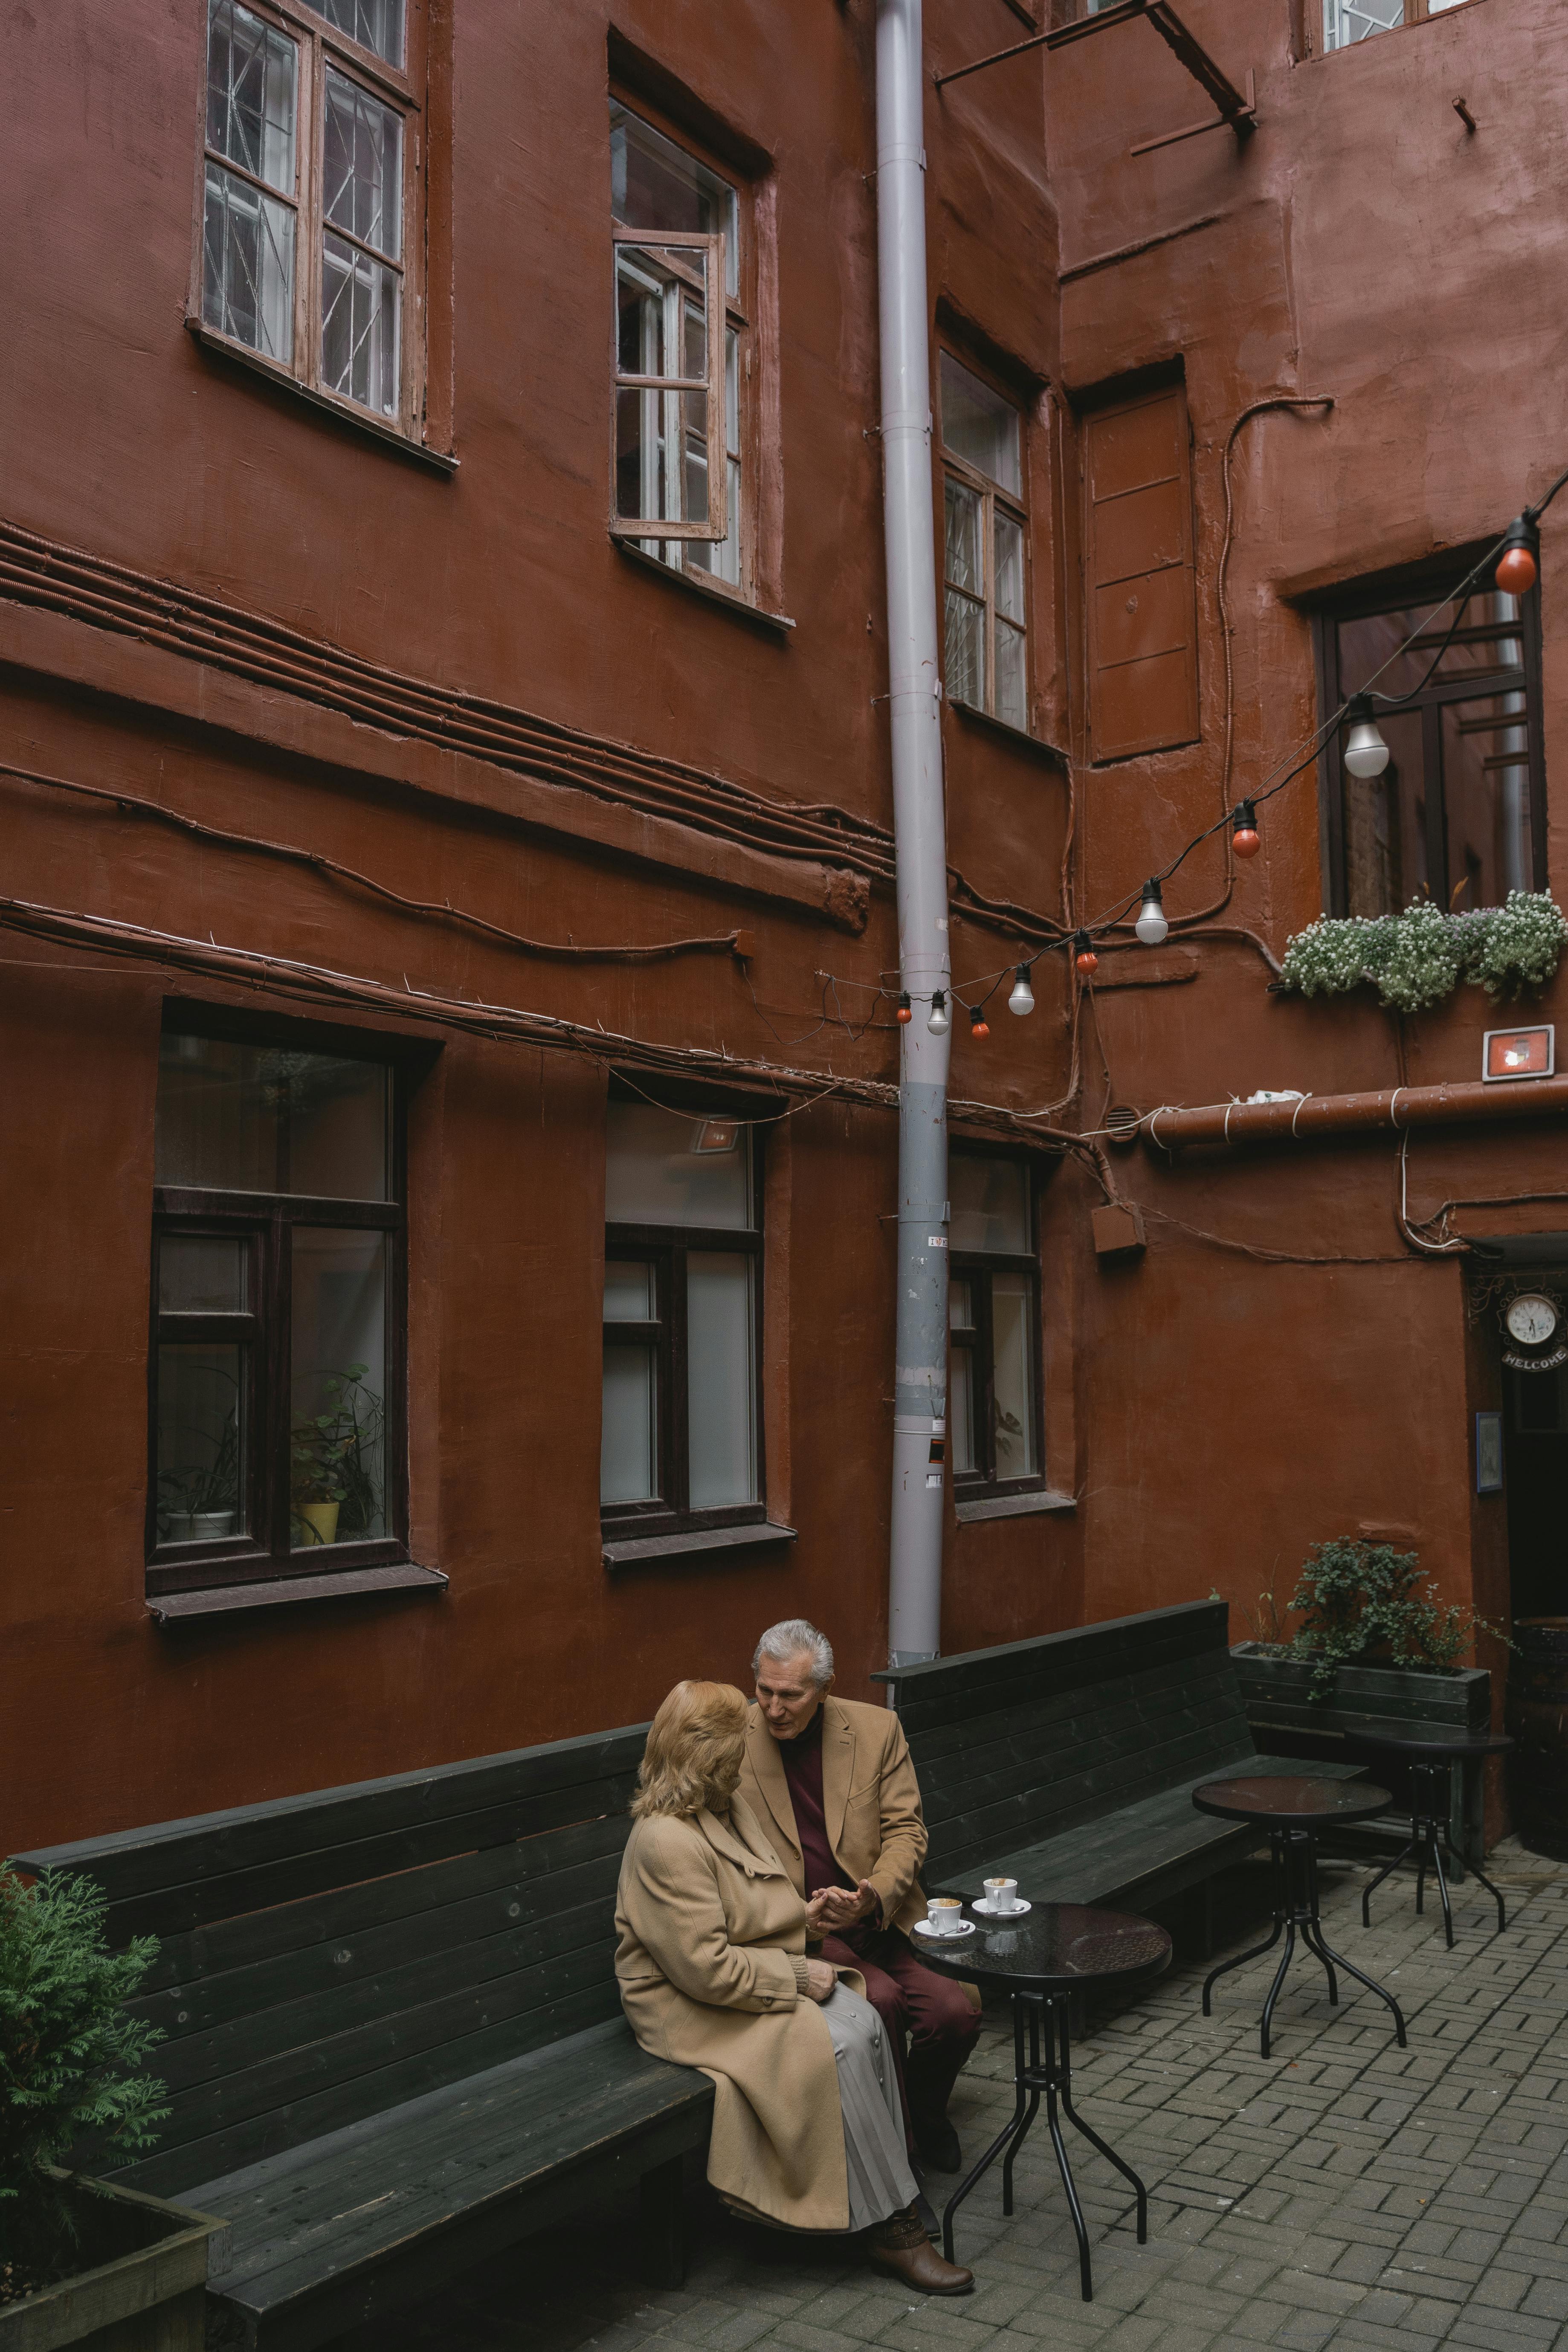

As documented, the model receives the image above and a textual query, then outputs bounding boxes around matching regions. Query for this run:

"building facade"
[2,0,1560,1850]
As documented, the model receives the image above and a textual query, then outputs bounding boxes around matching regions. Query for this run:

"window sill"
[948,699,1068,766]
[613,539,796,634]
[954,1488,1076,1524]
[603,1520,797,1569]
[146,1560,448,1623]
[186,321,460,476]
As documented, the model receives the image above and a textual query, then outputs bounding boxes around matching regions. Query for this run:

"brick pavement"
[342,1841,1568,2352]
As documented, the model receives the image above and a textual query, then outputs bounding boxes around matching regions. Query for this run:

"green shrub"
[0,1868,167,2297]
[1278,891,1568,1015]
[1285,1539,1507,1698]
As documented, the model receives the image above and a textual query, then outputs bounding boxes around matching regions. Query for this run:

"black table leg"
[1362,1759,1507,1942]
[1208,1827,1405,2056]
[1203,1829,1285,2016]
[942,1990,1150,2303]
[1299,1829,1407,2047]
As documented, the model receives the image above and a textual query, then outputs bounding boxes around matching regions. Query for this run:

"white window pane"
[945,590,984,709]
[299,0,403,65]
[610,104,739,293]
[606,1102,752,1229]
[1322,0,1403,46]
[687,1253,756,1507]
[324,69,402,260]
[994,513,1026,624]
[203,162,295,360]
[604,1260,655,1320]
[991,1273,1038,1481]
[950,1153,1029,1253]
[155,1037,389,1198]
[951,1346,975,1476]
[290,1229,388,1547]
[996,621,1027,731]
[207,0,296,193]
[944,476,982,593]
[939,353,1021,495]
[602,1343,659,1502]
[322,233,400,414]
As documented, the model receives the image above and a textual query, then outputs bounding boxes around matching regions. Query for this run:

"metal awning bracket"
[934,0,1257,147]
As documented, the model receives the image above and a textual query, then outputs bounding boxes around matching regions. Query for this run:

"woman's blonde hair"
[632,1681,749,1821]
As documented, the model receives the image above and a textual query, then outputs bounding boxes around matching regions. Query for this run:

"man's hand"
[809,1878,878,1931]
[803,1957,838,2003]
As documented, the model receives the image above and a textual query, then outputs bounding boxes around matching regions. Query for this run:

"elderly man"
[738,1617,980,2173]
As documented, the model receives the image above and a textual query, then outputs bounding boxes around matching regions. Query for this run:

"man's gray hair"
[753,1618,835,1688]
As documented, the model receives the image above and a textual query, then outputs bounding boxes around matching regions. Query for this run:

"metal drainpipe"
[876,0,951,1670]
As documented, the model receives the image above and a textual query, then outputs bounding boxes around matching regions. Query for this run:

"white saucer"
[972,1897,1032,1917]
[913,1917,977,1940]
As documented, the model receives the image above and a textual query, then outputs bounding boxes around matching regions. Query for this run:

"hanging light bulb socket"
[1342,696,1391,781]
[968,1003,990,1041]
[1496,513,1540,598]
[1231,800,1261,859]
[895,991,912,1025]
[927,989,950,1036]
[1135,879,1169,947]
[1073,931,1098,977]
[1007,963,1035,1017]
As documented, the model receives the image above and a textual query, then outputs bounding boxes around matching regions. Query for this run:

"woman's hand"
[803,1958,838,2004]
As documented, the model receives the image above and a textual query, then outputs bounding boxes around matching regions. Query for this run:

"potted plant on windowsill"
[157,1401,241,1545]
[290,1365,384,1549]
[0,1866,229,2347]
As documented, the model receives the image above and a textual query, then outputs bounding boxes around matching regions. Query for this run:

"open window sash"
[612,231,728,545]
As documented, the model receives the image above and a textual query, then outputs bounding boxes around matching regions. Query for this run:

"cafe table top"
[910,1901,1172,1999]
[1192,1774,1394,1827]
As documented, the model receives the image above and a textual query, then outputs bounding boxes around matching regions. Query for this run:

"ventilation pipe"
[875,0,950,1668]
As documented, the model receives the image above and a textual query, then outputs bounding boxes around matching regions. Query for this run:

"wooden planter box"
[1232,1642,1493,1868]
[0,2172,229,2352]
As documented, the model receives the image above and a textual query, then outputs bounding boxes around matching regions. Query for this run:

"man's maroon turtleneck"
[777,1702,841,1902]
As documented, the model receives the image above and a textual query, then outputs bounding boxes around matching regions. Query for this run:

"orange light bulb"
[1497,544,1538,596]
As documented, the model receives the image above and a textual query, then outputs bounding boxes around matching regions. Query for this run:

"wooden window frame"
[190,0,431,450]
[1315,0,1485,52]
[939,350,1031,731]
[1313,560,1547,918]
[609,96,756,599]
[601,1117,767,1543]
[611,230,729,548]
[949,1157,1046,1499]
[147,1007,412,1598]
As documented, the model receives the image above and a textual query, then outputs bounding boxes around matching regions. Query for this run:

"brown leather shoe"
[867,2206,974,2294]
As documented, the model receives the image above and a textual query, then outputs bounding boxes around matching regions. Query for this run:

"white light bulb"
[1008,967,1035,1018]
[1135,885,1168,947]
[1344,708,1390,780]
[927,991,950,1036]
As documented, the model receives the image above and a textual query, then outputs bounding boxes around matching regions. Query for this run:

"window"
[601,1098,764,1533]
[611,103,746,588]
[939,353,1029,731]
[1322,0,1469,48]
[948,1152,1042,1494]
[149,1019,407,1593]
[1083,382,1199,760]
[199,0,424,435]
[1318,573,1545,917]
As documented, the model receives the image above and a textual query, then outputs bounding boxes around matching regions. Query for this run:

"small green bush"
[1284,1539,1507,1698]
[1278,891,1568,1015]
[0,1868,168,2297]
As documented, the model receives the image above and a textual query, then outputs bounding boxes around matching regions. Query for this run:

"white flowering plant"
[1278,891,1568,1015]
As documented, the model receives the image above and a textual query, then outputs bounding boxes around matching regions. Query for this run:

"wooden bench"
[13,1725,710,2352]
[874,1600,1366,1940]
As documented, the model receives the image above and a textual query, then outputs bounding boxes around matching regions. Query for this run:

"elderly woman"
[616,1681,974,2294]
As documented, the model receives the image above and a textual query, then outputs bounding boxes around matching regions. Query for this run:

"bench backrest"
[874,1601,1254,1882]
[12,1723,647,2198]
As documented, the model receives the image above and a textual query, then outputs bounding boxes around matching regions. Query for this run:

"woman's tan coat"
[615,1793,864,2232]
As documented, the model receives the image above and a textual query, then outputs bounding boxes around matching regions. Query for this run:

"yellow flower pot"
[296,1501,341,1547]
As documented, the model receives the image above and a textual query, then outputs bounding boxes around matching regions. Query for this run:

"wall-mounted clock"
[1506,1293,1559,1349]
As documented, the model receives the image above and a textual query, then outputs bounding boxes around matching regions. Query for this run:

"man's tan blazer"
[739,1693,929,1938]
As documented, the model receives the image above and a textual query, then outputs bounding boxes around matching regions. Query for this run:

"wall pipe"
[1143,1075,1568,1152]
[876,0,951,1668]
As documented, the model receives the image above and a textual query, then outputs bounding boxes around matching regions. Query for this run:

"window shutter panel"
[1086,386,1199,760]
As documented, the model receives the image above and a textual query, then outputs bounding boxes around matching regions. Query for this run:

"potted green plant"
[0,1866,229,2346]
[157,1397,241,1545]
[290,1365,384,1548]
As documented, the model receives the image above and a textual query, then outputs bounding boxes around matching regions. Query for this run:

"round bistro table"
[1343,1719,1514,1946]
[911,1901,1171,2301]
[1193,1775,1407,2059]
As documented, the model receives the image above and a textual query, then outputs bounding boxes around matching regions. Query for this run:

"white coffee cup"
[983,1877,1019,1913]
[927,1897,964,1937]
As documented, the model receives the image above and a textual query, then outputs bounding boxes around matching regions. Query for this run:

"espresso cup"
[927,1897,964,1937]
[983,1877,1019,1913]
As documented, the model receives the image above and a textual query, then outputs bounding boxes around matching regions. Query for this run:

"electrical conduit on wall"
[876,0,951,1669]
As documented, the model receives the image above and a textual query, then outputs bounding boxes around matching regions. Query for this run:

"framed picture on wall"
[1475,1410,1504,1495]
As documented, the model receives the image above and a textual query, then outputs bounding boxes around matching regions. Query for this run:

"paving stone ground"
[341,1840,1568,2352]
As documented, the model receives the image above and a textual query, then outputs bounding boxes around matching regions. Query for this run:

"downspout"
[875,0,951,1668]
